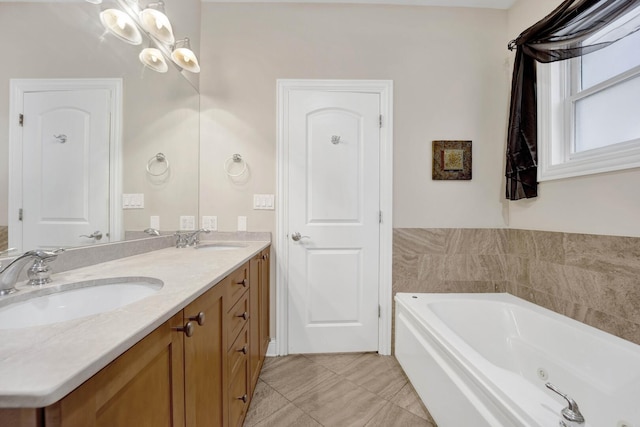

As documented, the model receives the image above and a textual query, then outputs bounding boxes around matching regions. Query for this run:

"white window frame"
[538,28,640,181]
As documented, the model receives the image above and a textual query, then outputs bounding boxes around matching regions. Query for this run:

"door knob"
[291,232,310,242]
[80,231,103,240]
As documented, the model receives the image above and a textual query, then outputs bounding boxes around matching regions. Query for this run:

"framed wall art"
[432,140,472,180]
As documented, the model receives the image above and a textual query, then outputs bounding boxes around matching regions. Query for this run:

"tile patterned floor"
[244,353,437,427]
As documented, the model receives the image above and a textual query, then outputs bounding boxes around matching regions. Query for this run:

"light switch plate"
[180,216,195,231]
[253,194,275,210]
[202,216,218,231]
[122,193,145,209]
[237,216,247,232]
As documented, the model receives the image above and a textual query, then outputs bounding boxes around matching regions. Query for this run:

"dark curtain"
[506,0,640,200]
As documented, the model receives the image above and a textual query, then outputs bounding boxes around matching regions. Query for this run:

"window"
[537,7,640,181]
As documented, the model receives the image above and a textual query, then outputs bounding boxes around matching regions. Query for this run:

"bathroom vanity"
[0,241,270,427]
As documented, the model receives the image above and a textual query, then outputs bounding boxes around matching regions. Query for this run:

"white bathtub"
[394,293,640,427]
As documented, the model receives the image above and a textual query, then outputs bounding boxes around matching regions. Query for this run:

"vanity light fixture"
[99,8,142,45]
[171,38,200,73]
[139,47,168,73]
[139,1,175,45]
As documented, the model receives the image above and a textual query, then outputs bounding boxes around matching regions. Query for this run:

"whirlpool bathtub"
[394,293,640,427]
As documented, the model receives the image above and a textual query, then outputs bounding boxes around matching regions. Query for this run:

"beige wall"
[199,3,510,233]
[0,1,200,239]
[506,0,640,238]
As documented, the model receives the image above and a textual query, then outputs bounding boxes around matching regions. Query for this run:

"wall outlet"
[180,215,195,231]
[150,216,160,229]
[202,216,218,231]
[253,194,275,210]
[237,216,247,232]
[122,193,144,209]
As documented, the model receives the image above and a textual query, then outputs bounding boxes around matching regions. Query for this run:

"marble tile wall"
[507,229,640,346]
[393,228,640,346]
[393,228,509,296]
[0,227,7,252]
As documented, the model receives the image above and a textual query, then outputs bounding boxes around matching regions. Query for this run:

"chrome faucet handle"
[144,228,160,236]
[546,383,585,426]
[174,232,189,248]
[187,228,211,246]
[26,248,64,286]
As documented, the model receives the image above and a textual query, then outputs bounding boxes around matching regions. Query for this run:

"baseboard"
[266,339,278,357]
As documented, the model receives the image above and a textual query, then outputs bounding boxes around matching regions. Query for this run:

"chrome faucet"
[0,249,65,296]
[546,383,585,427]
[144,228,160,236]
[186,228,211,246]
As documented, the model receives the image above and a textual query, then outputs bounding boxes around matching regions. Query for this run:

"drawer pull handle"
[236,279,248,287]
[238,394,248,403]
[237,345,248,354]
[236,312,249,321]
[189,311,206,326]
[174,321,195,337]
[262,253,269,261]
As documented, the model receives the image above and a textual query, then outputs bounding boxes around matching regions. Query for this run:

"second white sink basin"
[195,243,248,251]
[0,277,163,330]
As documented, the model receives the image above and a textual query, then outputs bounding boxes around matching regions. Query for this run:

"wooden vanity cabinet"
[0,248,271,427]
[43,311,186,427]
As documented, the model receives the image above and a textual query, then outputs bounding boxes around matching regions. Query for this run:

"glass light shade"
[171,39,200,73]
[139,8,175,45]
[99,9,142,45]
[139,48,168,73]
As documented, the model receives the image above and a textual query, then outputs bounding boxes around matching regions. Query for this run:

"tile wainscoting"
[393,228,640,346]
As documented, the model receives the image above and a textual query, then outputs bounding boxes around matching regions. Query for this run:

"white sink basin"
[195,243,248,251]
[0,277,163,329]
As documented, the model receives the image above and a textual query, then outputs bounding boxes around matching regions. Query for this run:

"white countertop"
[0,241,270,408]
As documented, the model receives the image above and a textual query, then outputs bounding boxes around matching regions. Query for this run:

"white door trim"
[276,79,393,356]
[8,78,123,251]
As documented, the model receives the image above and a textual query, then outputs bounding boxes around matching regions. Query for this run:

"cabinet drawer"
[228,361,249,427]
[227,292,249,349]
[228,325,249,382]
[226,262,249,307]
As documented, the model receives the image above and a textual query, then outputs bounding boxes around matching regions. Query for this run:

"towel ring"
[224,154,247,177]
[146,153,170,176]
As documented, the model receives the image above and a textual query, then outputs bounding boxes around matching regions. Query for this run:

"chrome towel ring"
[224,153,247,177]
[146,153,170,176]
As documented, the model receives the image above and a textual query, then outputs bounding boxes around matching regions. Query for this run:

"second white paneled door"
[287,89,381,354]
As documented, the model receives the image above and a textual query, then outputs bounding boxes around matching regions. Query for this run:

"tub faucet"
[0,249,64,296]
[545,383,585,427]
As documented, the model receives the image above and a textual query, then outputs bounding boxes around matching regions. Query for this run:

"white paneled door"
[287,90,381,354]
[22,89,111,250]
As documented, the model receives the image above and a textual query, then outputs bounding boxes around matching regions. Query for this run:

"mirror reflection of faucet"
[0,248,65,296]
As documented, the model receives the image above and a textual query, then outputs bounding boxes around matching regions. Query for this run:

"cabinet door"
[184,284,225,427]
[260,248,271,358]
[249,254,261,392]
[44,312,185,427]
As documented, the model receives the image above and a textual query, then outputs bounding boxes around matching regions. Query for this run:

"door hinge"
[379,115,383,128]
[19,114,24,127]
[378,305,381,318]
[379,211,382,224]
[18,208,23,221]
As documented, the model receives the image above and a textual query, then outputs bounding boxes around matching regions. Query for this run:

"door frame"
[8,78,123,251]
[275,79,393,356]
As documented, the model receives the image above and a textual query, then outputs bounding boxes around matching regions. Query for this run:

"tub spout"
[545,382,585,426]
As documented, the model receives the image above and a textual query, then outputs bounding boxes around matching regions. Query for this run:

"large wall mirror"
[0,0,201,253]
